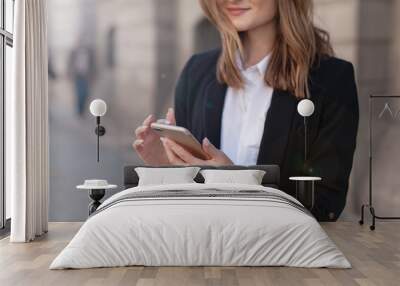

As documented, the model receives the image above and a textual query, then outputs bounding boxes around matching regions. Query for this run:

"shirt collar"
[235,51,271,75]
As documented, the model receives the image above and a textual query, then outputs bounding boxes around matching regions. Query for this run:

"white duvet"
[50,183,351,269]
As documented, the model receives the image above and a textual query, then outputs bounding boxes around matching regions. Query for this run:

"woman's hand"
[161,137,233,166]
[132,108,176,165]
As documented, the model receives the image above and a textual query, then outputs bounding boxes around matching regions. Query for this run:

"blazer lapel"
[257,90,297,165]
[204,78,227,149]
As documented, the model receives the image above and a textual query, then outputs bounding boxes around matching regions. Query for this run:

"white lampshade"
[297,99,315,117]
[89,99,107,117]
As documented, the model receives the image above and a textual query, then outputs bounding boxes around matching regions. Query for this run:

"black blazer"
[174,49,359,221]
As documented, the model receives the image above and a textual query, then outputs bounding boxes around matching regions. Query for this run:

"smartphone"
[150,123,210,160]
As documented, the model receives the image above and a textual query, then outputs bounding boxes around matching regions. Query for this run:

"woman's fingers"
[162,138,203,165]
[159,136,233,166]
[166,108,176,125]
[132,139,144,153]
[202,138,220,158]
[143,114,155,127]
[202,137,233,166]
[135,115,154,140]
[136,114,160,140]
[135,125,149,139]
[162,138,186,165]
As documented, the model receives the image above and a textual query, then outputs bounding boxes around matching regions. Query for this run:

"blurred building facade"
[48,0,398,221]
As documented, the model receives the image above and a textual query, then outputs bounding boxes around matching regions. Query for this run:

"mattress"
[50,183,350,269]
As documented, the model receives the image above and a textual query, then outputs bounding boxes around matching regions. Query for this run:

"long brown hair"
[199,0,334,99]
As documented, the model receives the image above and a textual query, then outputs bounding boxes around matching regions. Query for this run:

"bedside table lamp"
[290,99,321,211]
[89,99,107,162]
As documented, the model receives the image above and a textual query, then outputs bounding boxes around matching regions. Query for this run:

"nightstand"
[77,180,117,215]
[289,176,321,211]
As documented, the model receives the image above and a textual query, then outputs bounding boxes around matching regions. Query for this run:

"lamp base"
[296,181,315,210]
[289,177,321,211]
[88,189,105,215]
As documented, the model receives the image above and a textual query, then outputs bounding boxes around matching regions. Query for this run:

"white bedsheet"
[50,183,350,269]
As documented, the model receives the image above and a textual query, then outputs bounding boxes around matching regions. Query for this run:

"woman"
[133,0,359,221]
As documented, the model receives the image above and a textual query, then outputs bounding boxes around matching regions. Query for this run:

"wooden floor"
[0,222,399,286]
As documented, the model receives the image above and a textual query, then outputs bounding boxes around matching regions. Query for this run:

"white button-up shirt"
[220,53,273,165]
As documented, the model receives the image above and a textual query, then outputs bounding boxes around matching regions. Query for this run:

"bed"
[50,165,350,269]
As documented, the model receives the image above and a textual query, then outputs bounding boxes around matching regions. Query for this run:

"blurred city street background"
[48,0,400,221]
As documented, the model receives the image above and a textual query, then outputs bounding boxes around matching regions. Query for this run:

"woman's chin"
[231,20,256,33]
[233,25,251,33]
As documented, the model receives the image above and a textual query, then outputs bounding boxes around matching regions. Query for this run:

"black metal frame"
[0,0,14,231]
[94,116,106,162]
[359,95,400,230]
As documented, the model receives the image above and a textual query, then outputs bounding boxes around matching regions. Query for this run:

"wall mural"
[368,97,400,218]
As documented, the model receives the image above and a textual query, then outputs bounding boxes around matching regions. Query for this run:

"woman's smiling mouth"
[226,6,251,17]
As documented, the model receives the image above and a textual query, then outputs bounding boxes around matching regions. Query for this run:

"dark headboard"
[123,165,280,189]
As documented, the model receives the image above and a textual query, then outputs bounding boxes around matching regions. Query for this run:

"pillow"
[135,167,201,186]
[200,169,266,185]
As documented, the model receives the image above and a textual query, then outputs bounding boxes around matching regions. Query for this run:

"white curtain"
[7,0,49,242]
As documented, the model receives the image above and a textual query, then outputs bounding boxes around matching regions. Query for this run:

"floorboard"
[0,222,399,286]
